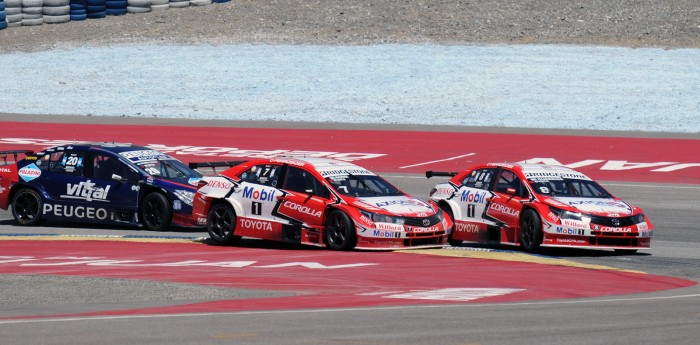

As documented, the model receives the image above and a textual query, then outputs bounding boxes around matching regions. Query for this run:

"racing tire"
[441,205,462,247]
[206,202,241,245]
[324,210,357,251]
[11,188,44,226]
[519,209,543,252]
[140,192,172,231]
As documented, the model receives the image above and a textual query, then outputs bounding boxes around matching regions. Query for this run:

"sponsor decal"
[18,164,41,182]
[640,230,653,237]
[119,150,172,163]
[173,200,182,211]
[60,180,111,202]
[242,186,275,202]
[43,204,110,220]
[554,238,587,244]
[455,222,479,233]
[188,178,201,186]
[0,167,11,173]
[376,222,403,231]
[240,218,273,231]
[460,189,487,203]
[319,168,375,177]
[637,222,649,231]
[372,230,402,238]
[489,203,520,217]
[282,201,322,218]
[593,226,632,233]
[197,217,207,225]
[207,180,233,189]
[561,219,589,228]
[555,227,586,236]
[375,199,427,208]
[433,187,454,197]
[359,214,374,226]
[407,226,439,233]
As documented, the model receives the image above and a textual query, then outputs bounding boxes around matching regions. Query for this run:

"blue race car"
[0,143,203,230]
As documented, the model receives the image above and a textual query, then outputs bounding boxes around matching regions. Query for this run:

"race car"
[426,163,652,253]
[0,143,203,230]
[192,157,452,250]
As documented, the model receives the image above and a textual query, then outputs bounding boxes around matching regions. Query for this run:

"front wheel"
[325,210,357,251]
[11,188,44,226]
[141,192,173,231]
[207,203,241,245]
[520,209,543,252]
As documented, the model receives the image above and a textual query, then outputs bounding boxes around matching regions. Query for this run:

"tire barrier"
[168,0,188,9]
[126,0,149,13]
[43,0,69,24]
[21,0,43,26]
[105,0,125,15]
[4,0,21,27]
[2,0,227,29]
[69,0,86,21]
[86,0,105,18]
[0,0,7,30]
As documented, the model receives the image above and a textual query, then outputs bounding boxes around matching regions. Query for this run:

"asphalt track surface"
[1,115,699,345]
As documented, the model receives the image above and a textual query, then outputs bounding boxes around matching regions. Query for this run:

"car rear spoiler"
[425,171,458,178]
[0,150,34,165]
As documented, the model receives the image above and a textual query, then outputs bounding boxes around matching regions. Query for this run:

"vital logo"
[60,180,111,202]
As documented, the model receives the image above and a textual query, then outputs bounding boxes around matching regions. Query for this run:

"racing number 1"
[467,204,476,218]
[251,201,262,215]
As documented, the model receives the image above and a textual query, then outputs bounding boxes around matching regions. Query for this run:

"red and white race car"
[427,163,652,253]
[192,158,451,250]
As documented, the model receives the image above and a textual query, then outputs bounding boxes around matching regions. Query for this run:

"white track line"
[399,153,476,169]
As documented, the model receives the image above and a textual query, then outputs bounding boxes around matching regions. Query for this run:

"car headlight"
[173,190,195,206]
[631,213,646,224]
[360,210,405,225]
[549,206,584,221]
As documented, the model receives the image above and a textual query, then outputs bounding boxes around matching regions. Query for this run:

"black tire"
[325,210,357,251]
[140,192,172,231]
[520,209,543,252]
[441,205,462,247]
[207,202,241,245]
[11,188,44,226]
[614,249,638,255]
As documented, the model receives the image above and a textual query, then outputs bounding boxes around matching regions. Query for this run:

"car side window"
[239,164,281,187]
[494,169,529,198]
[41,151,85,176]
[93,153,141,183]
[283,167,331,199]
[462,168,496,190]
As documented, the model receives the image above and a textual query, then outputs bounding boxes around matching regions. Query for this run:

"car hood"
[353,196,435,216]
[548,197,634,216]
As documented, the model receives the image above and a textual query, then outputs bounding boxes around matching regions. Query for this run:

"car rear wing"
[425,171,458,179]
[188,161,246,174]
[0,150,34,166]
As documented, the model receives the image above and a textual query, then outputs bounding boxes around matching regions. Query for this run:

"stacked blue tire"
[105,0,125,15]
[0,0,8,30]
[70,0,87,20]
[86,0,105,18]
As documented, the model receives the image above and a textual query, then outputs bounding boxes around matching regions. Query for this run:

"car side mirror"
[305,189,314,194]
[506,187,517,195]
[112,174,125,183]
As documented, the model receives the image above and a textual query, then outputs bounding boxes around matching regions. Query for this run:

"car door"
[234,163,286,239]
[89,151,142,209]
[276,166,330,228]
[485,168,530,244]
[454,168,495,225]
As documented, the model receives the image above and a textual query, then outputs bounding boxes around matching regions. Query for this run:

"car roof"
[488,162,593,181]
[37,142,150,155]
[255,157,377,176]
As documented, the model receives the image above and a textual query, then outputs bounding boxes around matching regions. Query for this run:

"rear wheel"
[325,210,356,251]
[11,188,44,226]
[441,205,462,247]
[141,192,172,231]
[520,209,543,252]
[207,203,241,245]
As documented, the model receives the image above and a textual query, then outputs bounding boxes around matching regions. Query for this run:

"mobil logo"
[242,185,275,202]
[460,189,487,203]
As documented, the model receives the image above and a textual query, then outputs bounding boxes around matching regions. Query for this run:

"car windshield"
[325,174,403,197]
[529,178,612,198]
[137,159,202,180]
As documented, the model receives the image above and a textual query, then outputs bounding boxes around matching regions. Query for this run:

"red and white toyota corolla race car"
[427,163,652,253]
[192,158,451,250]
